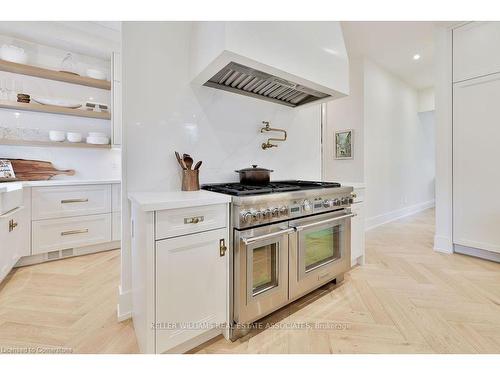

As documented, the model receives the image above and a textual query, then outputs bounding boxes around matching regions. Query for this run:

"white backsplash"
[124,22,322,194]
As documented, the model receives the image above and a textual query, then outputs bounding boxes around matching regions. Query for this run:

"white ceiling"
[341,21,456,89]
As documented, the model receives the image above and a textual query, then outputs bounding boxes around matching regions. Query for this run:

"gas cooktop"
[201,180,341,196]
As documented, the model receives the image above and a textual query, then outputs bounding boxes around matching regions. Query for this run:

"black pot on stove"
[235,165,273,185]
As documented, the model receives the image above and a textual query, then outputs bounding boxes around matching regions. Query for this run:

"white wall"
[364,60,435,229]
[418,87,435,112]
[323,58,364,182]
[121,22,323,303]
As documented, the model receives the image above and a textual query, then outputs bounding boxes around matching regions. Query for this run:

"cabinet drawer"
[112,184,121,212]
[32,185,111,220]
[32,214,111,254]
[155,204,227,240]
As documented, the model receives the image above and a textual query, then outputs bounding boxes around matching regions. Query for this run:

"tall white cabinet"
[452,22,500,258]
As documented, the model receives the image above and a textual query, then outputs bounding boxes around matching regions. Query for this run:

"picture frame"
[334,129,353,160]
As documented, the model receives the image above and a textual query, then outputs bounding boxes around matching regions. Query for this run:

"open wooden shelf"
[0,59,111,90]
[0,100,111,120]
[0,138,111,149]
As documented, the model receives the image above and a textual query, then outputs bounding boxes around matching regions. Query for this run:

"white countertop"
[128,190,231,211]
[0,179,120,190]
[0,182,23,193]
[339,181,366,189]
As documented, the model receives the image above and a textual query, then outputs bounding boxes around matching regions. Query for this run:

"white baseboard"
[117,285,132,321]
[365,200,435,231]
[434,235,453,254]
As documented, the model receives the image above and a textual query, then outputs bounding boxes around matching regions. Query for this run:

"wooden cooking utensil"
[7,159,75,181]
[194,160,202,170]
[174,151,187,170]
[183,154,193,169]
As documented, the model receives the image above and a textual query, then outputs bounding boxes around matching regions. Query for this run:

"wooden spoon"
[175,151,187,170]
[194,160,202,170]
[183,154,193,170]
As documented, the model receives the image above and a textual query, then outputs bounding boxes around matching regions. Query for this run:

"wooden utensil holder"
[182,169,200,191]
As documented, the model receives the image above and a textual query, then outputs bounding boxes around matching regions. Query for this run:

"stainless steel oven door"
[289,210,353,299]
[233,223,293,324]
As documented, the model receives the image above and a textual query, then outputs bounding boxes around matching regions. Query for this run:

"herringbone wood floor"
[193,209,500,354]
[1,208,500,353]
[0,250,138,353]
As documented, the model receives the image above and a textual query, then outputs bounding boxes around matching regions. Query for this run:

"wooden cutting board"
[7,159,75,181]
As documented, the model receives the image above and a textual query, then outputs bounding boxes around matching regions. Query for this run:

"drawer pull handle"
[61,198,89,204]
[184,216,204,224]
[61,229,89,236]
[9,219,18,232]
[219,238,227,257]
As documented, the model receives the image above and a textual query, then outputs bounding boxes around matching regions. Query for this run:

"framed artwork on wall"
[335,129,353,159]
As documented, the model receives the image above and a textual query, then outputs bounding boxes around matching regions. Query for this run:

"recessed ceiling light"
[413,54,421,60]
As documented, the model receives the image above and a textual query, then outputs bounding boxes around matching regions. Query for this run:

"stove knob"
[323,199,333,208]
[333,198,341,206]
[262,209,272,219]
[302,199,312,212]
[279,206,288,216]
[241,211,253,223]
[341,197,349,205]
[253,210,263,221]
[271,208,279,217]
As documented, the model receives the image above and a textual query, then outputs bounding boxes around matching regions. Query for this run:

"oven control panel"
[237,192,355,228]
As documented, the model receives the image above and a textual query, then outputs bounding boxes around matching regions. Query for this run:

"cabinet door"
[453,22,500,82]
[350,202,365,266]
[453,73,500,253]
[155,228,227,353]
[0,206,29,282]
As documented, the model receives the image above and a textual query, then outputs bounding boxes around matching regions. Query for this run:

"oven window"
[252,243,279,296]
[304,226,341,272]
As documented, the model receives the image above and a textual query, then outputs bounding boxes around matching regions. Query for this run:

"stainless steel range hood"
[191,22,349,108]
[204,62,331,108]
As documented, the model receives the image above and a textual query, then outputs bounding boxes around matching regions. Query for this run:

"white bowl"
[0,44,27,64]
[66,132,82,143]
[86,68,106,80]
[86,136,109,145]
[88,132,107,138]
[49,130,65,142]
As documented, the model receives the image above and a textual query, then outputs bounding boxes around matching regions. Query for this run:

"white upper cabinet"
[453,22,500,82]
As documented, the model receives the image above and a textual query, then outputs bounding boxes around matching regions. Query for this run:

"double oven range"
[202,180,355,339]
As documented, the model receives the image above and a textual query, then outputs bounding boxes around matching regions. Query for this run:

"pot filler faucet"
[261,121,287,150]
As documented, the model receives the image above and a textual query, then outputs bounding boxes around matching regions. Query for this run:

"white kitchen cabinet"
[155,228,227,353]
[349,186,365,266]
[350,201,365,266]
[32,213,112,254]
[32,185,111,220]
[0,188,30,282]
[112,211,121,241]
[453,22,500,82]
[129,191,231,354]
[453,73,500,254]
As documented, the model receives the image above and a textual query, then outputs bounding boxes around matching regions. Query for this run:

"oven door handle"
[293,213,356,232]
[241,227,295,245]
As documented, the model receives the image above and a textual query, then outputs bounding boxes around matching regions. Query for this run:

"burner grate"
[201,180,341,196]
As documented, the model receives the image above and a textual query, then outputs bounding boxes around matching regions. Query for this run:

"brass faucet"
[260,121,287,150]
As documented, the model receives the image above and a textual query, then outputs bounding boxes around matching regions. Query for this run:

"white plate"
[32,97,82,109]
